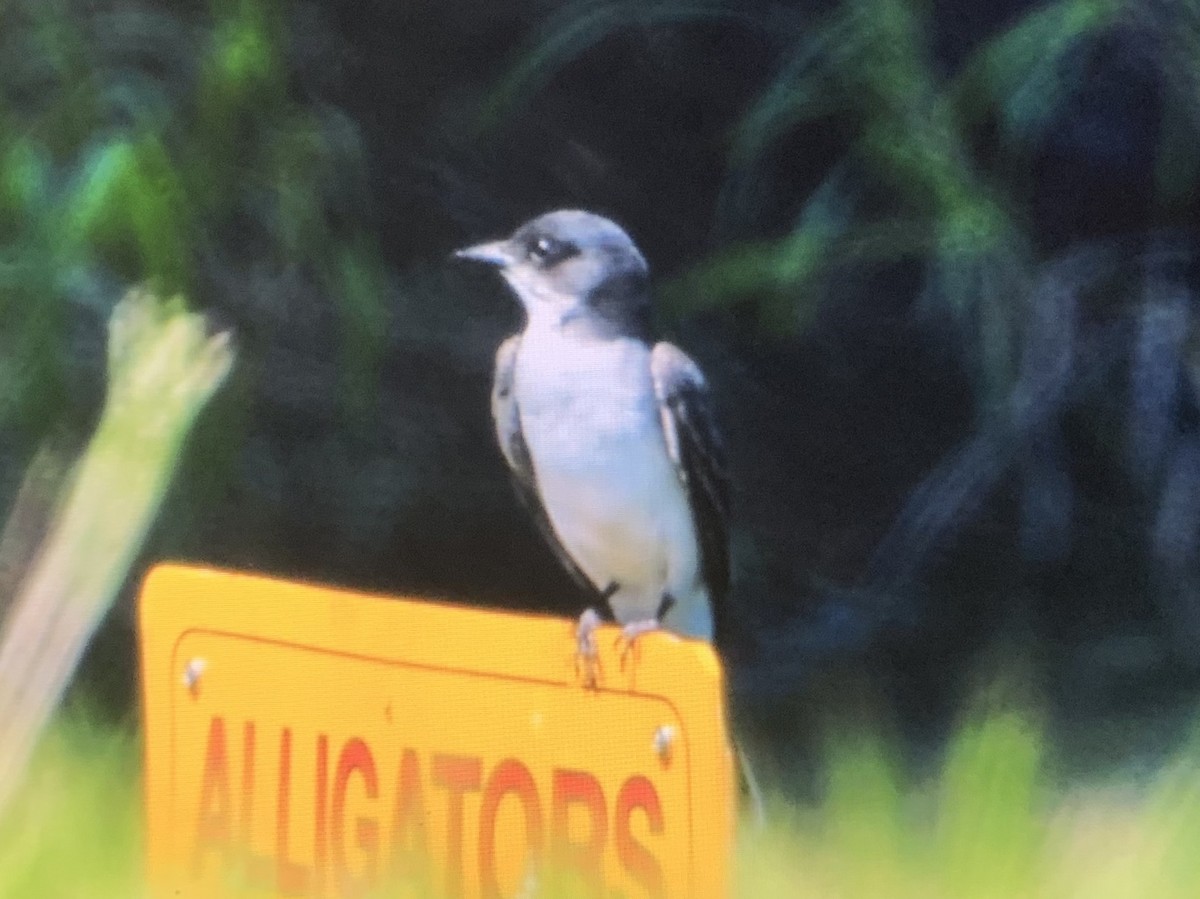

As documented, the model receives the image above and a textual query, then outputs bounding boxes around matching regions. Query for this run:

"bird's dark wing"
[492,334,601,597]
[651,343,731,634]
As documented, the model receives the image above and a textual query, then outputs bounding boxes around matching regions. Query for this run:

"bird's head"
[454,209,651,336]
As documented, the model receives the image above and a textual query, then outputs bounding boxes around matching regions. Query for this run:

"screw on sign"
[139,565,736,899]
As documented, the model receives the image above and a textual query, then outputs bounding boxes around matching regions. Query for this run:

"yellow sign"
[139,564,735,898]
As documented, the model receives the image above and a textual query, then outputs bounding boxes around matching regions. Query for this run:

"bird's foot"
[574,607,603,687]
[615,618,660,670]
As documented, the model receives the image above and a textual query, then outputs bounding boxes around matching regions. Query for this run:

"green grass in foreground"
[3,703,1200,897]
[0,710,143,898]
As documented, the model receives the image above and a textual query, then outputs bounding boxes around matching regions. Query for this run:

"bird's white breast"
[513,325,704,629]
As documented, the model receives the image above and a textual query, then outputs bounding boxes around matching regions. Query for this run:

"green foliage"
[193,0,288,214]
[0,287,233,816]
[11,688,1200,896]
[0,712,143,897]
[718,0,1036,402]
[330,239,391,421]
[935,708,1045,896]
[488,0,1200,410]
[478,0,745,132]
[0,0,387,441]
[816,732,916,897]
[68,136,191,288]
[950,0,1121,145]
[1144,723,1200,896]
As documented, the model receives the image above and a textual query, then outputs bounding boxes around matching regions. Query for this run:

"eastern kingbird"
[455,210,730,664]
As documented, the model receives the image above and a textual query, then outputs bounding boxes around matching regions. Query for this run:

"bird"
[454,209,730,673]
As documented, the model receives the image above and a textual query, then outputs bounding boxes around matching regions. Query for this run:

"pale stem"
[0,287,234,817]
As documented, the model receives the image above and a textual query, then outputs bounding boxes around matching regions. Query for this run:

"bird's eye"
[528,235,576,266]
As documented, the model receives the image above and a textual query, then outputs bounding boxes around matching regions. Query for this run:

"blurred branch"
[0,287,233,819]
[0,437,74,619]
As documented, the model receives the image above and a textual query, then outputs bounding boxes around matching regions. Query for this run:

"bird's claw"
[575,608,603,688]
[615,618,659,671]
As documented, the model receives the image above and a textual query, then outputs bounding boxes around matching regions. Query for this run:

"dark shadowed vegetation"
[4,0,1200,816]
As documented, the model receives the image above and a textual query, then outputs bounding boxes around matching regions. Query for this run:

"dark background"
[4,0,1200,775]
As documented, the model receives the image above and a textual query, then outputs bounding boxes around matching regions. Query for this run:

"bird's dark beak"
[452,240,515,268]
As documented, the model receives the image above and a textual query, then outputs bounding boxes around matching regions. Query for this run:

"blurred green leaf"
[937,707,1046,896]
[952,0,1121,144]
[67,136,191,289]
[664,170,853,330]
[730,13,847,166]
[203,0,284,107]
[0,712,143,896]
[329,240,391,421]
[480,0,747,131]
[0,139,53,223]
[0,0,377,458]
[1143,720,1200,897]
[821,732,919,896]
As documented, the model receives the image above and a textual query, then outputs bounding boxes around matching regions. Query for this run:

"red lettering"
[240,721,272,888]
[616,776,665,898]
[332,738,380,897]
[432,754,482,898]
[314,734,329,895]
[388,748,429,883]
[193,716,232,875]
[275,728,312,895]
[479,759,543,899]
[551,768,607,894]
[194,729,673,897]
